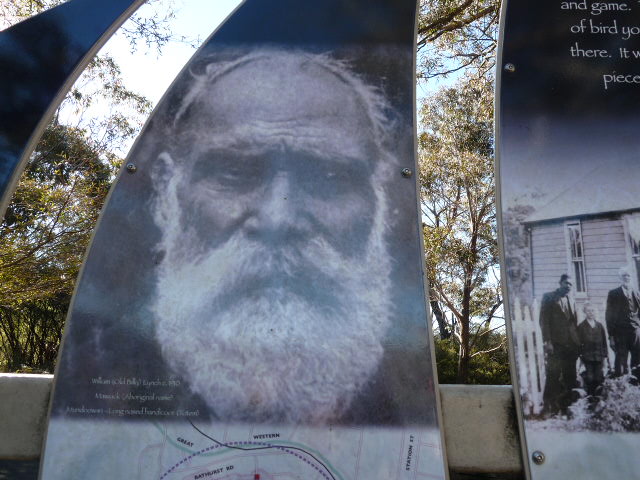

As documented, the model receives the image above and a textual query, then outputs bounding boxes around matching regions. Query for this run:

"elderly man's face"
[176,58,379,258]
[151,55,394,424]
[621,272,632,287]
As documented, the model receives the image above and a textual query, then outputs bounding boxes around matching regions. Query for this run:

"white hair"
[172,49,396,155]
[148,49,400,424]
[619,265,632,277]
[150,150,394,423]
[152,222,392,423]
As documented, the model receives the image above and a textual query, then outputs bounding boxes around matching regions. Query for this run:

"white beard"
[150,157,393,424]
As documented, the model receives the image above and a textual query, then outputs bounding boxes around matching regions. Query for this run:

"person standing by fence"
[539,274,579,417]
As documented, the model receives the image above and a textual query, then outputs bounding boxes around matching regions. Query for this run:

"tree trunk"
[456,274,473,383]
[430,300,451,339]
[456,319,470,382]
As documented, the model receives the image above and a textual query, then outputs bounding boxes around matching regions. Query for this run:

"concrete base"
[0,374,52,460]
[440,384,523,474]
[0,374,523,476]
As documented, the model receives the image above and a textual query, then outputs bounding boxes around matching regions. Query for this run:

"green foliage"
[435,329,510,384]
[0,297,68,373]
[0,0,160,372]
[1,123,114,299]
[0,122,118,371]
[415,0,507,384]
[417,0,500,80]
[419,73,503,383]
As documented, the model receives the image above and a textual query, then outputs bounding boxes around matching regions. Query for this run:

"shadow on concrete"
[0,460,38,480]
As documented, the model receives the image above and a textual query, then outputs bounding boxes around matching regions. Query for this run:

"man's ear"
[151,152,177,191]
[149,151,182,238]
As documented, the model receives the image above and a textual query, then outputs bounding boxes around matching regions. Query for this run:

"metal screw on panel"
[532,451,545,465]
[401,168,413,178]
[504,63,516,73]
[126,163,137,174]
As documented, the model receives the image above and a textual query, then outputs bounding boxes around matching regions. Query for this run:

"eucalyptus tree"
[419,74,504,383]
[417,0,501,80]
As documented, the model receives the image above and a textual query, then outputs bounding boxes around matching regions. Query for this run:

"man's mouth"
[208,264,343,309]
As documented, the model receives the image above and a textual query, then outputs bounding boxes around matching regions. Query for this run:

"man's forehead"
[181,56,378,161]
[185,121,373,163]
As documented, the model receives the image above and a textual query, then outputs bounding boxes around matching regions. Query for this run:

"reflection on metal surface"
[531,451,545,465]
[0,0,144,219]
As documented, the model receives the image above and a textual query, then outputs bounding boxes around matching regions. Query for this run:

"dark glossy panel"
[500,0,640,117]
[0,0,140,213]
[499,0,640,206]
[51,0,428,426]
[212,0,416,45]
[498,0,640,477]
[41,1,448,478]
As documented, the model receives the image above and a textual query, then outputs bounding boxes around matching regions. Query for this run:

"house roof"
[524,162,640,224]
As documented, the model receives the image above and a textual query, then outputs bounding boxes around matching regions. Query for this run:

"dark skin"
[171,58,381,261]
[544,276,573,356]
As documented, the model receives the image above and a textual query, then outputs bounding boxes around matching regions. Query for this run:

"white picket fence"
[512,297,545,415]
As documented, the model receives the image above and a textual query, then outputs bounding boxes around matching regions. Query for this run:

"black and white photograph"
[39,1,448,479]
[502,160,640,428]
[498,0,640,477]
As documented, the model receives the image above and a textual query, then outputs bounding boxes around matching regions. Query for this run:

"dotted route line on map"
[160,437,334,480]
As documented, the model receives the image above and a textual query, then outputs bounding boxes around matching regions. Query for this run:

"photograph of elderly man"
[606,267,640,376]
[45,41,440,432]
[38,2,450,478]
[147,50,404,425]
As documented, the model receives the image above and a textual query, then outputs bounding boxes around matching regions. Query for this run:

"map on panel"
[45,419,444,479]
[39,1,447,479]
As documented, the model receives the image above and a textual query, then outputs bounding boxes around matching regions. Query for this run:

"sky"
[2,0,444,144]
[39,0,441,156]
[102,0,443,109]
[102,0,243,106]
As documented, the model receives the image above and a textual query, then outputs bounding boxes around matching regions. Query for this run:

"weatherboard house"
[524,163,640,322]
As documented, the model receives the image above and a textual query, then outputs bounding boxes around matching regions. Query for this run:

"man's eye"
[319,169,353,192]
[192,155,266,191]
[325,171,345,184]
[218,166,244,184]
[214,164,266,191]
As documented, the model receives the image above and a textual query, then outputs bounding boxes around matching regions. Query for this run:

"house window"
[626,215,640,288]
[566,222,586,293]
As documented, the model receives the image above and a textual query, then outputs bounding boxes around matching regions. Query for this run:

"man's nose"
[244,171,310,238]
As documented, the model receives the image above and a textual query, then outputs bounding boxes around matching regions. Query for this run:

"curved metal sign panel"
[0,0,144,220]
[40,1,448,479]
[497,0,640,477]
